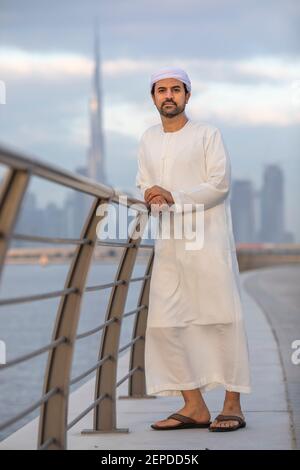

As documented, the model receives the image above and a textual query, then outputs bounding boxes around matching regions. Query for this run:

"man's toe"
[211,418,239,429]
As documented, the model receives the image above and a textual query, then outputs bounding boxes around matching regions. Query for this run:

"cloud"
[190,81,300,126]
[235,56,300,82]
[0,48,92,79]
[1,48,300,84]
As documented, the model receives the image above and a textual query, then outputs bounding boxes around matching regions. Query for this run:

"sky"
[0,0,299,240]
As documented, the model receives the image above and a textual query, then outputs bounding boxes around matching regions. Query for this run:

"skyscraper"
[258,164,285,242]
[87,30,107,184]
[231,179,256,243]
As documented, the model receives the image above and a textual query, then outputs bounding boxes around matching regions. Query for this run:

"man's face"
[151,78,191,118]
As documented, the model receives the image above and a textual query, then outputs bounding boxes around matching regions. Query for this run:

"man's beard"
[158,101,186,118]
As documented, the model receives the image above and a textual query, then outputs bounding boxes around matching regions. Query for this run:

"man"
[135,66,251,432]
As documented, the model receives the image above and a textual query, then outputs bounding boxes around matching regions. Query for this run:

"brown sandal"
[209,414,246,432]
[151,413,211,431]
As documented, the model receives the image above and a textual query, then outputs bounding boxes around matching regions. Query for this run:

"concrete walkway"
[0,270,295,450]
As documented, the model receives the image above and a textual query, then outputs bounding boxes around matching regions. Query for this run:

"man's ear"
[185,91,191,104]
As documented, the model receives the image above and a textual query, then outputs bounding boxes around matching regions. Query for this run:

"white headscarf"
[150,66,191,93]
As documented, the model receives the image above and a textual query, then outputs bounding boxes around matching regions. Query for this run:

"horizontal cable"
[118,335,144,354]
[0,387,60,432]
[116,366,142,388]
[123,305,147,319]
[70,354,112,386]
[67,393,109,431]
[97,240,154,250]
[128,275,151,283]
[0,287,78,307]
[0,337,68,369]
[84,280,125,293]
[139,243,154,249]
[97,240,136,248]
[9,233,92,246]
[76,318,118,341]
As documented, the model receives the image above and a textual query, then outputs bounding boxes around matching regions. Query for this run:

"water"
[0,260,148,441]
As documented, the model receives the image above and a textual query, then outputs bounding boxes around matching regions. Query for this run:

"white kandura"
[136,118,251,396]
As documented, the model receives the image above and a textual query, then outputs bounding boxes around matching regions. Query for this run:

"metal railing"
[0,144,154,450]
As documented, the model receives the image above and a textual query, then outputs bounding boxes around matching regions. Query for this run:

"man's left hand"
[145,185,174,205]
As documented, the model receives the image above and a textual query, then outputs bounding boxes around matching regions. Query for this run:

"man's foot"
[210,403,245,431]
[152,404,211,429]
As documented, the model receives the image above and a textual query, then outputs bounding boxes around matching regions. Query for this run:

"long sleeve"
[135,136,151,200]
[170,128,231,212]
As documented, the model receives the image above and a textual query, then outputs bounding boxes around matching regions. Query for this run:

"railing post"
[82,210,148,435]
[37,197,108,450]
[119,250,156,399]
[0,168,30,278]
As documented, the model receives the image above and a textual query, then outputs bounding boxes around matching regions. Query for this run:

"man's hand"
[144,185,174,205]
[148,195,169,214]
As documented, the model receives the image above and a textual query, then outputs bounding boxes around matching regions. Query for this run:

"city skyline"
[231,164,295,244]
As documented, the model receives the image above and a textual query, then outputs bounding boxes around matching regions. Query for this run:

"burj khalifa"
[87,30,107,184]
